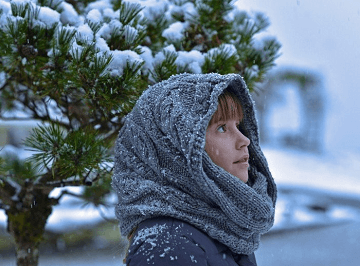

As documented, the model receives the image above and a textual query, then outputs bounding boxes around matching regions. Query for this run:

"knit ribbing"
[112,73,277,255]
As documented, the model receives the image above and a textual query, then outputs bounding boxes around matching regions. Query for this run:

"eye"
[217,124,226,133]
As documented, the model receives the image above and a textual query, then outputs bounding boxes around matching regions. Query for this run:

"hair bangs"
[209,91,244,126]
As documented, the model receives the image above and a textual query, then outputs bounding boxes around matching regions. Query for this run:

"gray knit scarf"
[112,73,277,255]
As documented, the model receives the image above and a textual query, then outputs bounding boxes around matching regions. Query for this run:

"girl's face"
[205,116,250,182]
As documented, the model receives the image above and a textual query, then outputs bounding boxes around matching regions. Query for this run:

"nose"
[235,130,250,150]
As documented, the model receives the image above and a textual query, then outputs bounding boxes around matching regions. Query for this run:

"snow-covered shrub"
[0,0,280,265]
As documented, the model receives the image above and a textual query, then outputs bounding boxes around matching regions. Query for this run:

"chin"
[231,168,249,183]
[236,173,248,183]
[239,177,248,183]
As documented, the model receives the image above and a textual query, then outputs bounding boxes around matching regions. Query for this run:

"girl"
[112,73,277,265]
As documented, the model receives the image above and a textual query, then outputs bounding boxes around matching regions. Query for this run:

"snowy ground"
[256,220,360,266]
[263,147,360,231]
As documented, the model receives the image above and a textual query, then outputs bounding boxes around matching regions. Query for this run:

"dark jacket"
[126,216,257,266]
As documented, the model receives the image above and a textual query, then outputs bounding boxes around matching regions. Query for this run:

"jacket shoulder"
[126,216,256,266]
[127,217,208,265]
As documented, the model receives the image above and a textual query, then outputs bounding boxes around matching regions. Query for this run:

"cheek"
[205,143,227,167]
[206,145,220,156]
[205,136,219,156]
[205,132,229,167]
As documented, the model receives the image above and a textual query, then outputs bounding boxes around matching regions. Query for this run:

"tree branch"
[0,176,22,206]
[48,189,84,206]
[34,175,84,189]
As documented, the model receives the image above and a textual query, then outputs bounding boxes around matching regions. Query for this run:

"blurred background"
[240,0,360,265]
[1,0,360,265]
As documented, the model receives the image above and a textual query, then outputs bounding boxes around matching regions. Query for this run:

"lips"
[233,155,249,164]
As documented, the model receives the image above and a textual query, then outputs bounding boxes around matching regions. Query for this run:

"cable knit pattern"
[112,73,277,255]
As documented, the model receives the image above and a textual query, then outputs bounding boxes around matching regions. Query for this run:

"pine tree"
[0,0,281,265]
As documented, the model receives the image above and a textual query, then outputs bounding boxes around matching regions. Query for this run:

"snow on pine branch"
[0,0,278,80]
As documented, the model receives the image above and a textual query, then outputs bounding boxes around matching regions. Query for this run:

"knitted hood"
[112,73,277,255]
